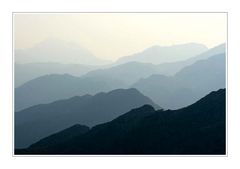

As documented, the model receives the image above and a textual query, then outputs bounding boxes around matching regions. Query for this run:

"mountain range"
[15,88,160,148]
[83,43,225,85]
[15,89,226,155]
[14,41,226,154]
[132,53,225,109]
[15,51,225,111]
[15,74,127,111]
[152,43,225,76]
[14,43,225,87]
[16,59,177,110]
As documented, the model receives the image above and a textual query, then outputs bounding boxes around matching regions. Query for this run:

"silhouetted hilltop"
[16,89,225,155]
[28,124,89,151]
[15,62,100,87]
[15,74,127,111]
[15,88,160,148]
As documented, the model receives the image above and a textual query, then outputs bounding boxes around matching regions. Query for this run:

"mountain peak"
[134,104,155,112]
[113,104,155,123]
[107,88,139,94]
[15,38,111,65]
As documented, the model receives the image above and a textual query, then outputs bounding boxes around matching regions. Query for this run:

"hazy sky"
[14,13,227,61]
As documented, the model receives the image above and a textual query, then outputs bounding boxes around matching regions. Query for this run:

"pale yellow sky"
[14,13,227,61]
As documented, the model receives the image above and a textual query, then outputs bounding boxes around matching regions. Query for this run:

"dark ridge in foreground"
[16,89,226,155]
[15,88,160,149]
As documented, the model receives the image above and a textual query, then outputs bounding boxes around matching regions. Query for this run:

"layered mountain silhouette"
[14,40,226,155]
[132,53,225,109]
[16,89,226,155]
[116,43,208,64]
[15,38,110,65]
[83,61,165,85]
[15,44,225,111]
[15,74,127,111]
[81,44,225,85]
[15,88,160,148]
[153,43,225,76]
[15,63,100,87]
[15,43,224,87]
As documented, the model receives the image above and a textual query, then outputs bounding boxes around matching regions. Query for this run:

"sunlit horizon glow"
[14,13,227,61]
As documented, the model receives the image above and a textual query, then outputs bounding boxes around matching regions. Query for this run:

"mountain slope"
[116,43,208,64]
[82,44,225,86]
[154,43,225,76]
[15,74,127,111]
[24,124,90,151]
[132,53,225,109]
[83,61,163,85]
[15,88,160,148]
[14,44,225,111]
[16,89,226,155]
[15,63,100,87]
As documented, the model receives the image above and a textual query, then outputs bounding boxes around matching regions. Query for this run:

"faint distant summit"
[15,38,111,65]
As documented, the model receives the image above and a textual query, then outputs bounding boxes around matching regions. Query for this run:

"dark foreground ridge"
[16,89,226,155]
[15,88,160,148]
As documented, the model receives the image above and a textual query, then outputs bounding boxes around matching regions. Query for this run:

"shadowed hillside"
[16,89,225,155]
[15,74,127,111]
[15,63,100,87]
[15,88,160,148]
[132,53,225,109]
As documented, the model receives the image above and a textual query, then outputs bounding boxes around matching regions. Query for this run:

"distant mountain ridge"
[15,74,127,111]
[15,62,101,87]
[15,88,160,148]
[15,38,111,65]
[83,61,162,85]
[116,43,208,64]
[16,89,226,155]
[82,44,225,85]
[15,43,224,87]
[132,53,225,109]
[15,44,226,111]
[14,42,224,87]
[153,43,225,76]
